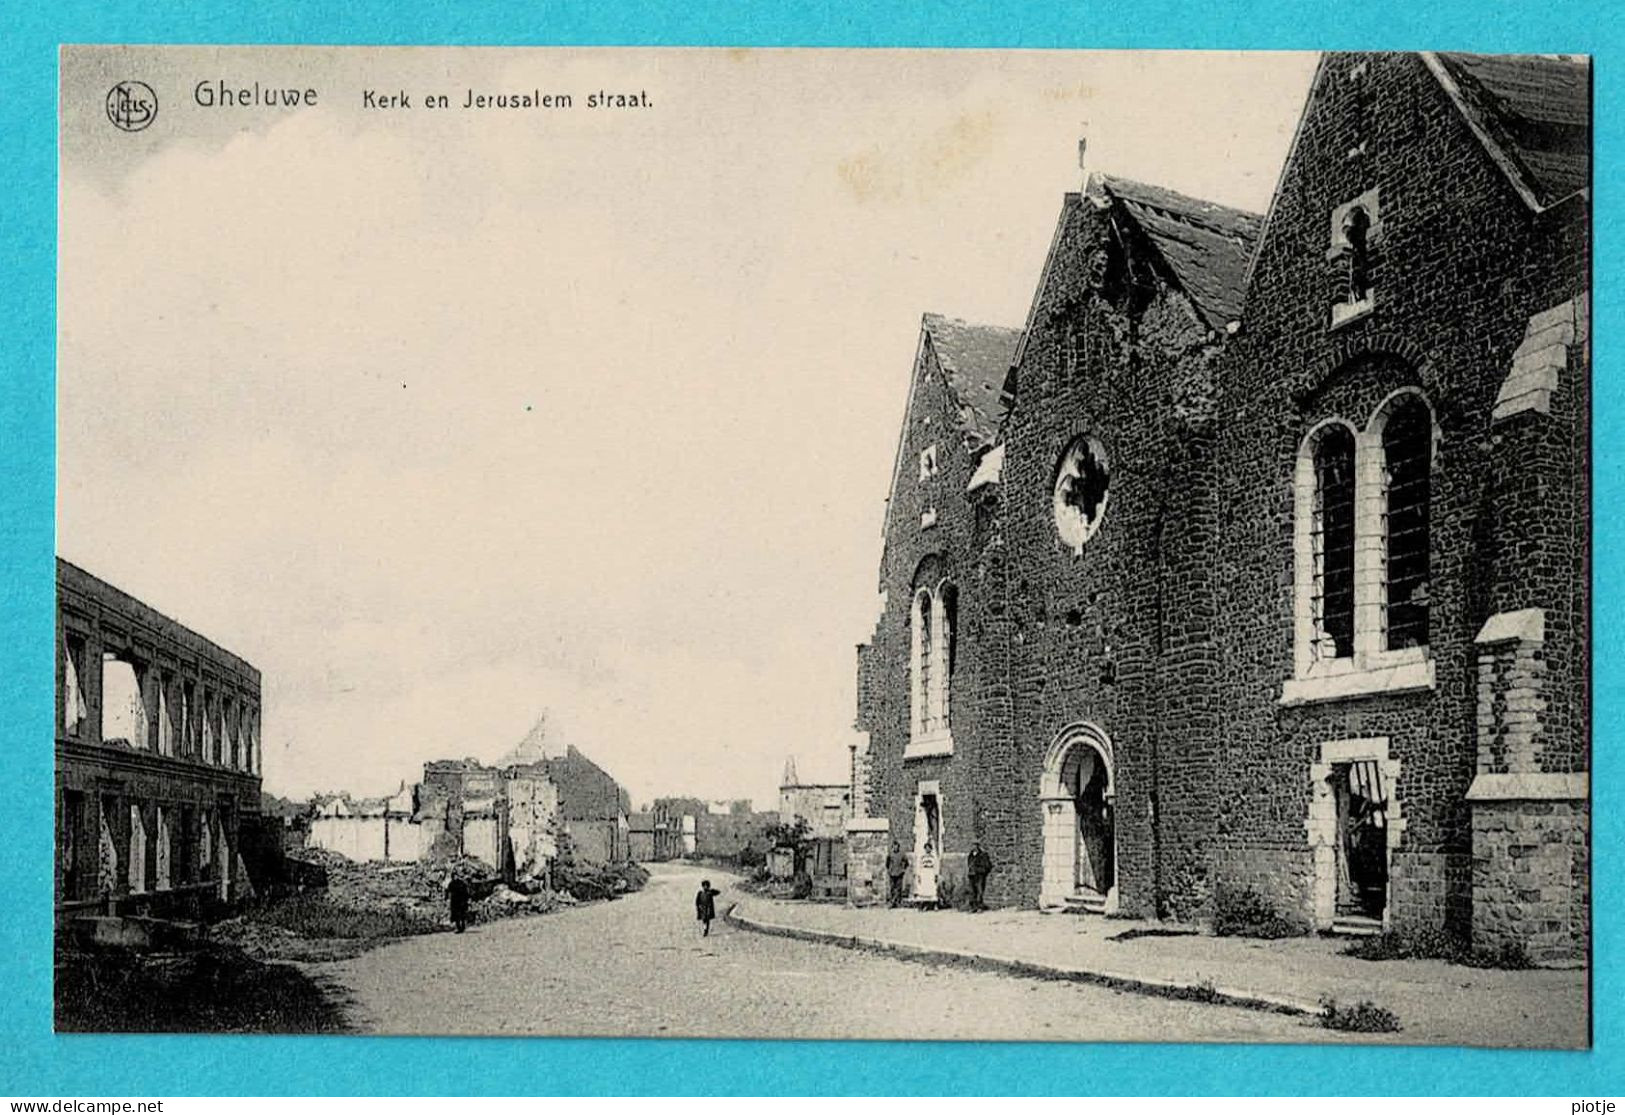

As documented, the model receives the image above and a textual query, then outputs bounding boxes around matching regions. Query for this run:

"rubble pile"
[287,850,505,921]
[552,859,650,902]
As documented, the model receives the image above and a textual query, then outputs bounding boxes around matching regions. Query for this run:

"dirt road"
[321,863,1324,1041]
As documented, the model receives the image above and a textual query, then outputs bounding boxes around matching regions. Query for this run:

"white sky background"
[59,47,1317,807]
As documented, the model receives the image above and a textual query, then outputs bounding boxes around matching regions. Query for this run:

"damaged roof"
[1094,175,1263,330]
[920,312,1023,443]
[1431,52,1590,209]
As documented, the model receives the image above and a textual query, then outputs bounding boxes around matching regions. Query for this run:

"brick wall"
[857,327,1009,893]
[1212,52,1588,944]
[997,196,1229,915]
[853,53,1588,959]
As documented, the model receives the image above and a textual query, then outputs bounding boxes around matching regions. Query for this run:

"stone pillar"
[849,733,872,819]
[1467,609,1588,963]
[844,817,890,906]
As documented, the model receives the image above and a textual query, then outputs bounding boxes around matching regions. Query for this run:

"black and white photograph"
[54,45,1590,1048]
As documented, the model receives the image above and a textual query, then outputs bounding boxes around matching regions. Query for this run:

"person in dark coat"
[966,841,994,911]
[447,873,470,933]
[885,841,909,908]
[445,871,471,936]
[695,879,721,936]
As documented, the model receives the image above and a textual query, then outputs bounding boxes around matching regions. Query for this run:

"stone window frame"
[907,577,955,760]
[1305,736,1405,930]
[1327,188,1382,329]
[1284,389,1438,705]
[1296,418,1359,669]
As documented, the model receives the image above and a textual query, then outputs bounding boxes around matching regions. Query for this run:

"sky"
[58,46,1317,808]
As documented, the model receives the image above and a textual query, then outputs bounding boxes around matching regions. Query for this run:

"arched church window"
[1312,425,1357,662]
[1382,396,1432,649]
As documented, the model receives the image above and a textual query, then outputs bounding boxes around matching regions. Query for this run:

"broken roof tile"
[921,312,1023,443]
[1094,175,1263,330]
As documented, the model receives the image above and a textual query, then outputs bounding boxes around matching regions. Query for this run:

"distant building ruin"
[302,722,630,873]
[778,756,851,839]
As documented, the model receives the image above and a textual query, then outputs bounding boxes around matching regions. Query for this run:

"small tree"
[764,818,813,874]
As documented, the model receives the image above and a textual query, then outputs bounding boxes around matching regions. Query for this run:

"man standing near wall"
[886,841,908,907]
[967,841,993,912]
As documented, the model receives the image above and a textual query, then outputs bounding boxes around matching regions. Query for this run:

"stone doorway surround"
[1038,721,1119,914]
[913,780,942,903]
[1306,736,1404,930]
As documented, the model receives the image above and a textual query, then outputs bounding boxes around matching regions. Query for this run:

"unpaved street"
[321,863,1323,1041]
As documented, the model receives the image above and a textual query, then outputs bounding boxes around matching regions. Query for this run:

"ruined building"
[777,756,851,839]
[852,52,1589,962]
[55,558,265,923]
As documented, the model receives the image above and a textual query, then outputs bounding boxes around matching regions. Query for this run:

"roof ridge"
[1094,173,1265,230]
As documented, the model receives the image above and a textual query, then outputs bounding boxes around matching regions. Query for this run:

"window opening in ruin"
[60,790,88,901]
[1383,397,1432,650]
[1312,426,1356,661]
[100,653,147,748]
[97,795,118,898]
[62,635,88,737]
[1332,760,1388,918]
[177,805,195,886]
[1053,436,1111,552]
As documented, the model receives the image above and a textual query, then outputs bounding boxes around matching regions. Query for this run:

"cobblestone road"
[321,863,1326,1041]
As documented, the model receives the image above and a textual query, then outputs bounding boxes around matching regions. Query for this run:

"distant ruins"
[304,716,632,875]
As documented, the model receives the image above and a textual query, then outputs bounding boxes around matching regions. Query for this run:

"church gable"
[1005,178,1258,431]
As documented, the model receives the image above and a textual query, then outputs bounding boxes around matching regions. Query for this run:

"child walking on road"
[695,879,722,937]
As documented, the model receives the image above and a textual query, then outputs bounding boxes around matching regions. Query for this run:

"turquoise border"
[2,0,1616,1096]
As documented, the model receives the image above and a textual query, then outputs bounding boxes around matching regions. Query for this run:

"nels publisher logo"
[105,80,157,132]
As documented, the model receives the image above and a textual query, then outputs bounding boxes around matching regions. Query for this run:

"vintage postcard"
[55,45,1590,1046]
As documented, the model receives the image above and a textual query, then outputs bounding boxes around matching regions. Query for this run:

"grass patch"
[1341,927,1534,970]
[56,945,347,1033]
[1211,884,1309,940]
[1318,995,1401,1033]
[1171,978,1221,1003]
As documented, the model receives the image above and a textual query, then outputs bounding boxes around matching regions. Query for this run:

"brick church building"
[852,52,1589,961]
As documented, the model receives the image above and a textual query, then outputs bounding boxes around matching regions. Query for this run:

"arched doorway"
[1039,723,1118,913]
